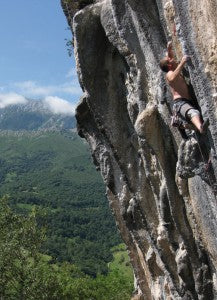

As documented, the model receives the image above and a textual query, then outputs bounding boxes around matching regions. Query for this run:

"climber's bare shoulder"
[166,73,190,100]
[166,71,180,92]
[166,70,178,83]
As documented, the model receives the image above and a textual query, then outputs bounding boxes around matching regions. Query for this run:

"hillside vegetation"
[0,197,134,299]
[0,130,121,276]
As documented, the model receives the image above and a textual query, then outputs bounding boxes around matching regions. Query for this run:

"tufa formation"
[61,0,217,299]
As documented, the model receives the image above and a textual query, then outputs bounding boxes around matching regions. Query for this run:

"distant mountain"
[0,99,76,131]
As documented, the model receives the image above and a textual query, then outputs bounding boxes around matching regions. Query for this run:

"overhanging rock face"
[61,0,217,298]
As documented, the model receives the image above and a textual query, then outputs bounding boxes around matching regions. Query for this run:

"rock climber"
[160,41,207,133]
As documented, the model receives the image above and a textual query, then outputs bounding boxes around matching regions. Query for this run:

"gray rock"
[62,0,217,298]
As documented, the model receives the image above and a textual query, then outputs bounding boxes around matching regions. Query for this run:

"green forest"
[0,197,133,299]
[0,130,134,299]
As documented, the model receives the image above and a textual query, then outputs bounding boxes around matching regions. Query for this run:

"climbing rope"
[173,22,176,37]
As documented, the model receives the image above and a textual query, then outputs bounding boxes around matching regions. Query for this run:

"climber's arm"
[166,55,188,82]
[167,41,173,59]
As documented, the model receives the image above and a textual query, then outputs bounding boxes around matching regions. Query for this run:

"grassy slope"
[109,244,134,281]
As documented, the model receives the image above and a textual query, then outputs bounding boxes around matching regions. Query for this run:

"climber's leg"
[186,108,204,133]
[190,114,203,133]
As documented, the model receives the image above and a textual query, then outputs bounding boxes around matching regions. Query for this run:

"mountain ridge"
[0,99,76,131]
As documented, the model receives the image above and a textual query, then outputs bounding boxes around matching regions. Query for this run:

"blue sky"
[0,0,82,113]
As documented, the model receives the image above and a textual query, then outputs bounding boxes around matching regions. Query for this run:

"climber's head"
[160,57,174,72]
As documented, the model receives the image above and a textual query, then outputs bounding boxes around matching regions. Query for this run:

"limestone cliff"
[61,0,217,299]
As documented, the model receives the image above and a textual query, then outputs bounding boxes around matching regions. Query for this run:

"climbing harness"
[171,107,183,128]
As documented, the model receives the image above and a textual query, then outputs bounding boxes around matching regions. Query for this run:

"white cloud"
[14,80,82,97]
[0,93,27,108]
[43,96,75,115]
[15,81,52,96]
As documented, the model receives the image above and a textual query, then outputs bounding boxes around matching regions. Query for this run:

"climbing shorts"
[173,98,200,121]
[185,108,200,120]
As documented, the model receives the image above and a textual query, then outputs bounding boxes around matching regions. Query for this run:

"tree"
[0,197,133,299]
[0,197,63,299]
